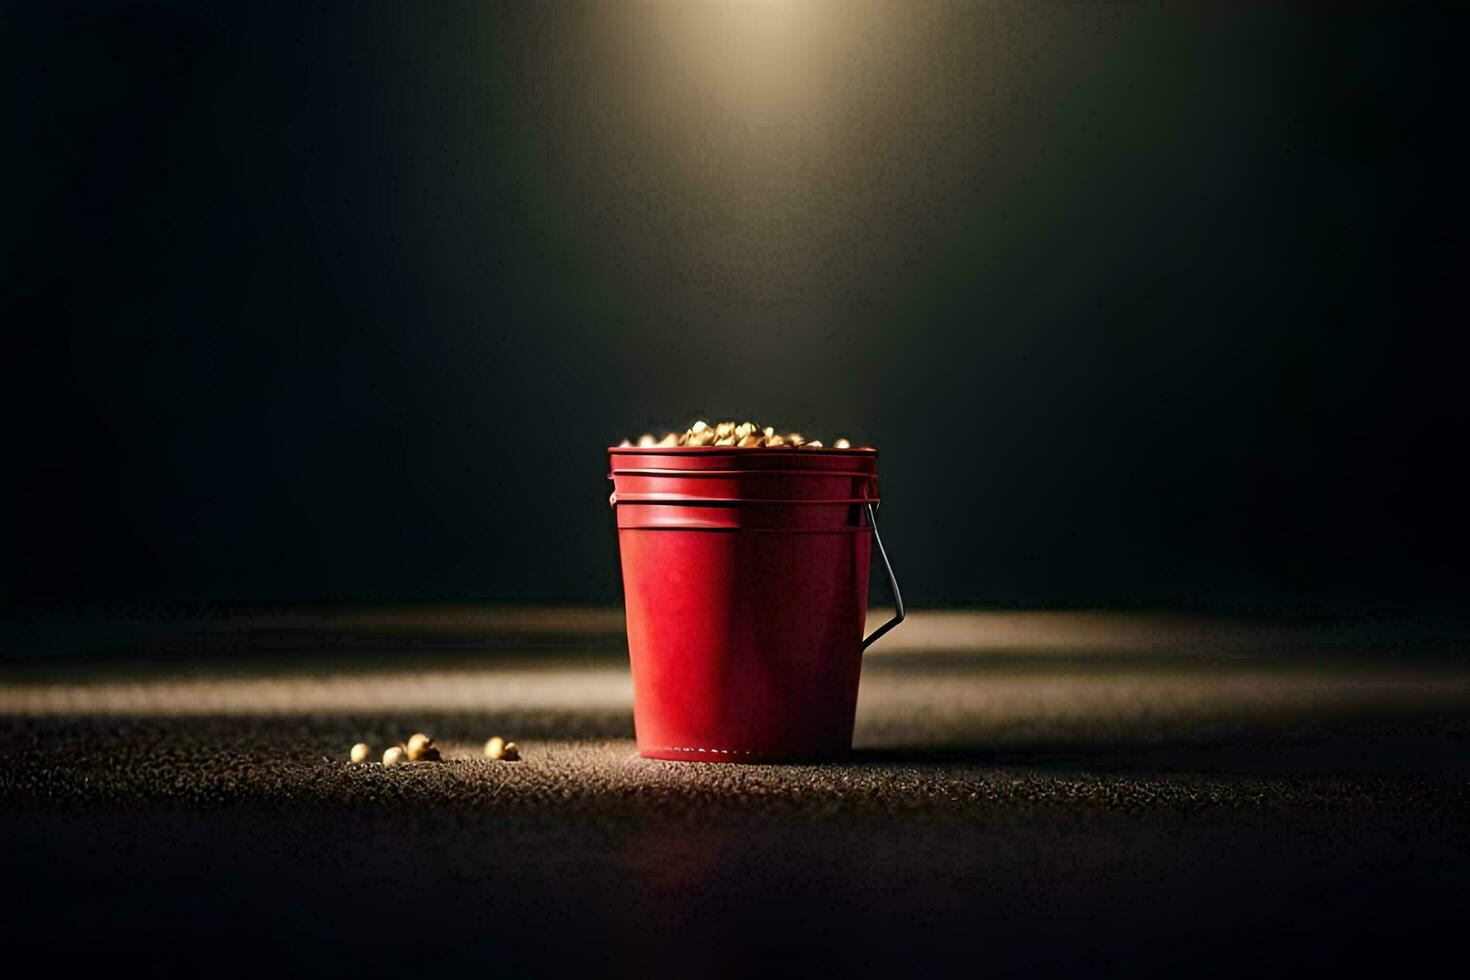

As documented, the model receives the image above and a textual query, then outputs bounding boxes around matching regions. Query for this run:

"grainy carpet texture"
[3,608,1469,976]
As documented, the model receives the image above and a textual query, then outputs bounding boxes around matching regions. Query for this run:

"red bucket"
[609,446,904,762]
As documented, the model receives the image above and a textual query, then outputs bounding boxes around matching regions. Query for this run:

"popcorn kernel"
[405,733,440,762]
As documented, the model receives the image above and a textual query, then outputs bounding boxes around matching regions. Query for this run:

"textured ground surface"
[4,609,1470,976]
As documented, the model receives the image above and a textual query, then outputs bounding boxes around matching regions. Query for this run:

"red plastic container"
[609,446,904,763]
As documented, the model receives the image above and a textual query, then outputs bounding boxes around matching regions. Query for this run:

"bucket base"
[638,744,853,765]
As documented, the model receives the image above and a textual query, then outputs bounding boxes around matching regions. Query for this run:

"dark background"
[5,1,1468,614]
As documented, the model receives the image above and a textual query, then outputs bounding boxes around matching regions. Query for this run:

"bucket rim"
[609,467,878,479]
[612,494,880,505]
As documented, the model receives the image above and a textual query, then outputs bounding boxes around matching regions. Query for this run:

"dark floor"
[3,609,1469,976]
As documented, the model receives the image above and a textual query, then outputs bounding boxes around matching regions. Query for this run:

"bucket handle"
[863,502,905,651]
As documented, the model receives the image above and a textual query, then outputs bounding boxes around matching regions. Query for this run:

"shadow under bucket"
[609,446,904,763]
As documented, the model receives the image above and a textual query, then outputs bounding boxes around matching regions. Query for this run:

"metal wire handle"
[862,502,905,651]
